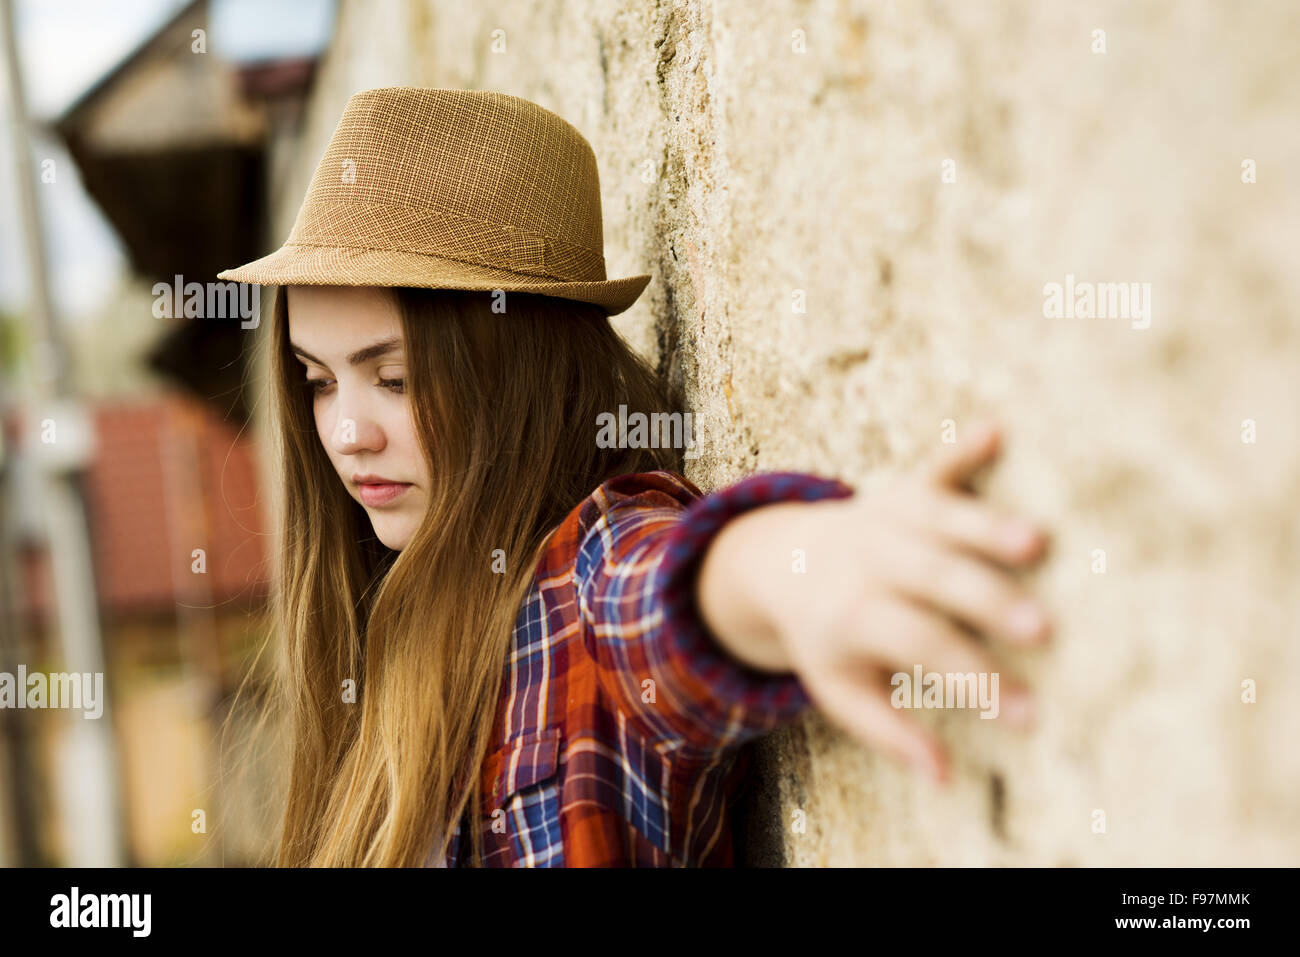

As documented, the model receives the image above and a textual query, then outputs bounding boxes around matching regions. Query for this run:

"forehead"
[287,285,403,343]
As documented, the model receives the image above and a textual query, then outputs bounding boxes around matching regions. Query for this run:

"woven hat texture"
[217,86,650,315]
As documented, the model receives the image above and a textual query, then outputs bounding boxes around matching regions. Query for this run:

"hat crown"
[287,87,609,282]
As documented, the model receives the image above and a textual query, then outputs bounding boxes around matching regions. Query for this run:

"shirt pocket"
[479,726,565,867]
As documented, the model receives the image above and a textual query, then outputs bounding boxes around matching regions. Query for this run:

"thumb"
[925,420,1002,490]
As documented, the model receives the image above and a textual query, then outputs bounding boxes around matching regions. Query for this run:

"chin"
[369,516,414,551]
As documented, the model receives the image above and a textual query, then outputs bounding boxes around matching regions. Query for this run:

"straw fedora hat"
[217,86,651,315]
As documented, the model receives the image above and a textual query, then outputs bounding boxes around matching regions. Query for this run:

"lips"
[352,474,413,507]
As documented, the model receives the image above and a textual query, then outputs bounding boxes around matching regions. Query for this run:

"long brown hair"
[255,285,678,866]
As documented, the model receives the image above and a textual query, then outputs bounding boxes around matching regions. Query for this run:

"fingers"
[861,595,1026,693]
[880,531,1052,646]
[924,420,1001,491]
[856,595,1036,729]
[801,592,1039,785]
[808,665,951,784]
[896,486,1049,568]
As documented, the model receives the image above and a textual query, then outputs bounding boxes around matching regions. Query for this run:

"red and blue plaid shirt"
[435,468,855,866]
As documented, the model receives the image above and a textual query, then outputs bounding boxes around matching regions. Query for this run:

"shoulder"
[527,470,698,579]
[533,467,855,578]
[576,468,856,549]
[575,469,703,530]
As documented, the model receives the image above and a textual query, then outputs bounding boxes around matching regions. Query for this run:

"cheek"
[313,403,341,465]
[393,406,427,471]
[313,404,330,446]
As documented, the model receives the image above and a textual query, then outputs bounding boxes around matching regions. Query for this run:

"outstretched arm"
[575,470,851,760]
[696,420,1054,784]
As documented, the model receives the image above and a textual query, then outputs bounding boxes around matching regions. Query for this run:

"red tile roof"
[20,393,270,624]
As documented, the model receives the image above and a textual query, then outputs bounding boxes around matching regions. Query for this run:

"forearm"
[695,501,810,674]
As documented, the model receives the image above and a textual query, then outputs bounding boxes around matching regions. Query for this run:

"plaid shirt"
[434,468,855,866]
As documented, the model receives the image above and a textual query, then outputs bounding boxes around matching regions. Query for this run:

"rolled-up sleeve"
[574,470,856,759]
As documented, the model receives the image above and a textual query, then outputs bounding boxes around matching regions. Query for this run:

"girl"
[219,87,1051,868]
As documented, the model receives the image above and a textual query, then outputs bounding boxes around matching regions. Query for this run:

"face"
[287,285,430,550]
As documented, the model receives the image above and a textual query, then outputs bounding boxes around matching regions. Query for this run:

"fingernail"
[909,750,934,779]
[911,750,946,785]
[1003,691,1036,727]
[1005,521,1042,554]
[929,755,950,786]
[1008,601,1048,641]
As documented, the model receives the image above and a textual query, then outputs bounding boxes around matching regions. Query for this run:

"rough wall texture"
[276,0,1300,865]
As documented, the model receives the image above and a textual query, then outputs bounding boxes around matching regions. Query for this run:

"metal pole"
[0,0,126,867]
[0,411,43,866]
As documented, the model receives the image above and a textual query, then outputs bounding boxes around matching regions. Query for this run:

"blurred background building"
[0,0,336,866]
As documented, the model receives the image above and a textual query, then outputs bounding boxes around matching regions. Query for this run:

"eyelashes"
[305,377,406,395]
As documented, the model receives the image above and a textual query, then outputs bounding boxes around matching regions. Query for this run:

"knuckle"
[954,565,1020,629]
[872,600,941,664]
[913,544,953,588]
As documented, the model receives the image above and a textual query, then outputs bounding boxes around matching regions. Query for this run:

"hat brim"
[216,244,651,316]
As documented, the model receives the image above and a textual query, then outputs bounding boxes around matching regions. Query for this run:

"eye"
[306,377,335,395]
[378,377,406,394]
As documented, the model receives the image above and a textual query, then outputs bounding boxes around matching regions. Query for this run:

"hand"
[764,420,1052,785]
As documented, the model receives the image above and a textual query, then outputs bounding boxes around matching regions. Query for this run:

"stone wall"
[274,0,1300,865]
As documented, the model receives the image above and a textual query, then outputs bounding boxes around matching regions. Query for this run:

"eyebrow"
[290,336,403,368]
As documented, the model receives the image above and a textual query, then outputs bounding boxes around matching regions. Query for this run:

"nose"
[327,385,386,456]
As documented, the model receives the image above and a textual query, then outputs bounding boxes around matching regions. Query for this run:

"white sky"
[0,0,335,320]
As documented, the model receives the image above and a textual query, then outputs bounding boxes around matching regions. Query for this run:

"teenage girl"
[220,88,1051,867]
